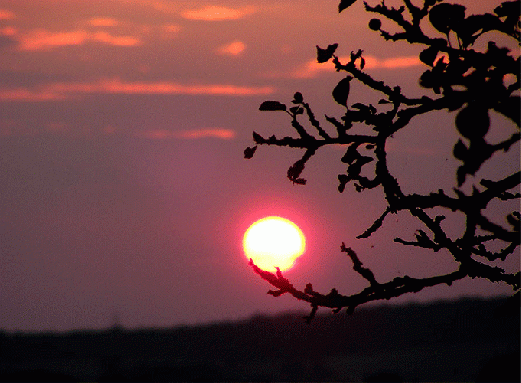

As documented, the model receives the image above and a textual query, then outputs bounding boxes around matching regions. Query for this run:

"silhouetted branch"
[357,208,390,239]
[294,94,332,139]
[333,55,427,106]
[394,229,442,252]
[340,243,378,286]
[246,0,520,320]
[249,258,471,316]
[287,148,316,185]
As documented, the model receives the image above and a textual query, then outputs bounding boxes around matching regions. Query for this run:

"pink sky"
[0,0,518,331]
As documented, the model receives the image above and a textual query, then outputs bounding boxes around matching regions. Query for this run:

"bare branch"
[357,208,391,239]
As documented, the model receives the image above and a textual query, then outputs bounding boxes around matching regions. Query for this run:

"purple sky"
[0,0,518,331]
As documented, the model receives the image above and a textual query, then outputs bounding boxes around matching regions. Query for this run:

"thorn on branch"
[506,211,520,232]
[249,259,288,288]
[289,106,304,116]
[253,131,265,144]
[499,192,520,201]
[357,208,390,239]
[475,241,518,262]
[290,117,314,140]
[325,114,348,136]
[341,143,361,164]
[394,230,442,251]
[435,215,446,224]
[338,174,350,193]
[341,243,379,286]
[302,102,331,139]
[267,289,286,297]
[288,160,306,185]
[339,0,358,13]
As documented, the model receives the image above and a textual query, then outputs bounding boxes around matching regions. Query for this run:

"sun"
[243,216,306,272]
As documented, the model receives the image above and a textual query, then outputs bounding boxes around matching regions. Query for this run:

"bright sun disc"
[243,216,306,272]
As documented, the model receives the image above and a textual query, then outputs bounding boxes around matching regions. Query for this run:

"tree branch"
[246,0,520,321]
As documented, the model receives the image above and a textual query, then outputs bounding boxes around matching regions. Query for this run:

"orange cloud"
[19,29,141,50]
[88,18,119,27]
[364,55,422,69]
[217,41,246,56]
[94,79,274,96]
[293,55,422,78]
[20,30,89,51]
[0,9,15,19]
[0,79,275,101]
[92,31,140,46]
[139,128,235,140]
[0,26,16,36]
[177,128,235,139]
[181,5,255,21]
[0,88,66,102]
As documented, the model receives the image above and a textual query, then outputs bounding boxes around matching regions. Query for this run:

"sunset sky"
[0,0,518,331]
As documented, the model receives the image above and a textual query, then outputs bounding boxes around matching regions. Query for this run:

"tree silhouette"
[244,0,520,322]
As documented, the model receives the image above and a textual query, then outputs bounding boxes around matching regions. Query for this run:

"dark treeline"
[1,297,519,382]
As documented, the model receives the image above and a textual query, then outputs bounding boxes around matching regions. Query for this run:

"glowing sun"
[243,216,306,272]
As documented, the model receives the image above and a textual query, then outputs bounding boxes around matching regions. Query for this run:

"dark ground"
[1,296,519,382]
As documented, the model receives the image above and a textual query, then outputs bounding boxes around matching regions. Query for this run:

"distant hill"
[1,297,519,382]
